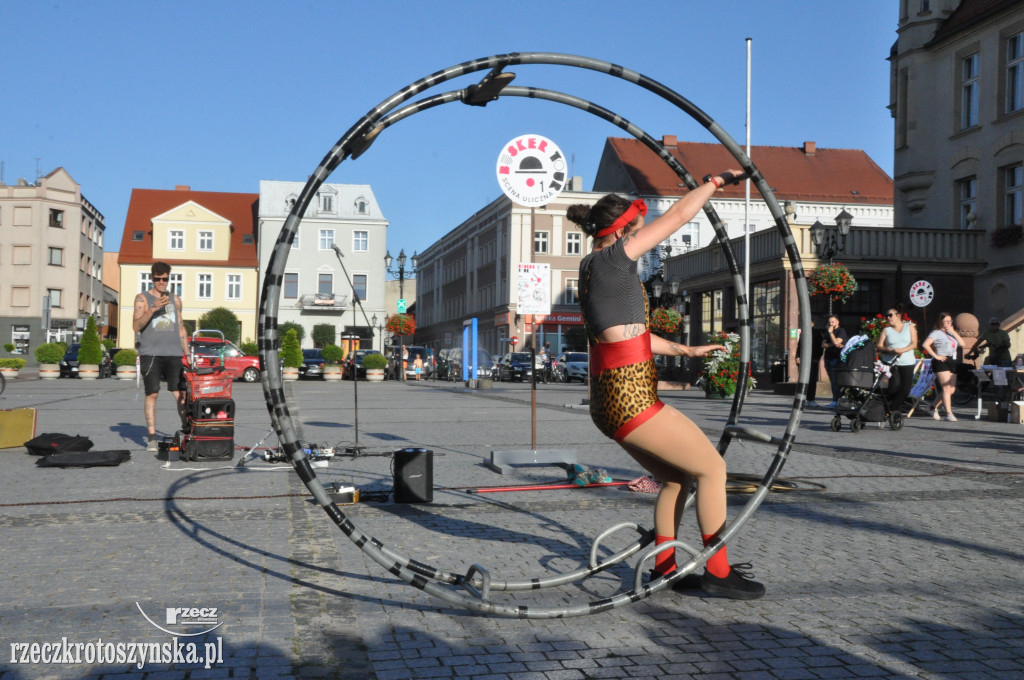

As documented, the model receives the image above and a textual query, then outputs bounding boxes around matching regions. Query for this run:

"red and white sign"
[909,280,934,308]
[510,336,519,346]
[517,263,551,316]
[496,134,567,206]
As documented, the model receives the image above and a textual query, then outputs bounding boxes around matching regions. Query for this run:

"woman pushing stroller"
[568,171,765,600]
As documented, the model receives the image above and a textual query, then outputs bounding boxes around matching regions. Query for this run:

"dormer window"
[355,197,368,214]
[316,186,337,214]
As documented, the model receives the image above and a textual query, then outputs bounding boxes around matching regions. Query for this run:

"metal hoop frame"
[258,52,812,618]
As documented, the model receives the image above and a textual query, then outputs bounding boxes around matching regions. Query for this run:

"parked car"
[299,348,325,379]
[189,337,261,383]
[343,349,384,380]
[496,352,534,382]
[556,351,589,383]
[440,348,495,381]
[59,343,114,378]
[435,348,455,381]
[387,345,435,380]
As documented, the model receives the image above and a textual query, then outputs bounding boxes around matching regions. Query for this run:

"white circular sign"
[496,134,567,206]
[909,280,934,307]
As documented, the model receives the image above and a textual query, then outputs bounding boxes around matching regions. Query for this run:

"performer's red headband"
[595,200,648,238]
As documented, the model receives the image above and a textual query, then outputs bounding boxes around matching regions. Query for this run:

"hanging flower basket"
[700,331,756,397]
[808,262,858,303]
[990,224,1023,248]
[649,307,682,335]
[386,313,416,337]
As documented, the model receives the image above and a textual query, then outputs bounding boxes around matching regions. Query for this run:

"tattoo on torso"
[623,323,645,338]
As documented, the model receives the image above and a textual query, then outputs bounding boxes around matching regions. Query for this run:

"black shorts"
[140,355,184,395]
[932,358,958,374]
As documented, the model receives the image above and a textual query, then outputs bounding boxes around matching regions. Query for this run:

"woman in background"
[876,303,918,415]
[922,312,964,422]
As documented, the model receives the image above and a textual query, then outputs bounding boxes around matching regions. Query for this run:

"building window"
[226,274,242,300]
[353,274,367,301]
[534,231,549,254]
[564,278,578,305]
[566,232,582,255]
[319,229,334,250]
[48,247,63,266]
[198,231,214,251]
[750,281,781,373]
[170,273,183,297]
[353,230,368,252]
[1007,31,1024,114]
[318,273,333,295]
[957,176,977,229]
[284,272,298,299]
[291,227,300,250]
[139,273,152,293]
[48,209,63,228]
[961,53,980,129]
[197,274,212,299]
[319,192,334,213]
[48,289,62,308]
[132,230,144,241]
[169,230,184,250]
[356,199,367,214]
[1004,164,1023,226]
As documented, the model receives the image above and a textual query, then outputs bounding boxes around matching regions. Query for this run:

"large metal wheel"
[257,52,813,618]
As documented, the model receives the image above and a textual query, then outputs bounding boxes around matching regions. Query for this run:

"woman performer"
[567,171,765,600]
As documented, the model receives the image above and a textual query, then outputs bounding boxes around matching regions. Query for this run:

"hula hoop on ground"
[258,52,813,618]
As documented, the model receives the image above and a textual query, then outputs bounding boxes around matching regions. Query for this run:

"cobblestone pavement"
[1,374,1022,679]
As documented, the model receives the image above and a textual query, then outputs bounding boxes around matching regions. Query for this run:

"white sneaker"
[932,410,941,420]
[146,439,159,452]
[945,414,957,422]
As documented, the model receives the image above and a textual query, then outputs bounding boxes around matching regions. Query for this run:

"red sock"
[702,533,731,578]
[654,534,676,575]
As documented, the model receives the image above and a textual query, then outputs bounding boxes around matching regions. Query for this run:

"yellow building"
[116,186,259,347]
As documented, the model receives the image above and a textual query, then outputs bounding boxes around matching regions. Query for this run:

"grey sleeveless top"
[138,289,183,356]
[578,239,648,342]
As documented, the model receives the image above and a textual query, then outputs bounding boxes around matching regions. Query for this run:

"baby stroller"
[830,338,903,433]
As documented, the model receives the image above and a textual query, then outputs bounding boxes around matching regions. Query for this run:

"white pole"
[744,38,752,306]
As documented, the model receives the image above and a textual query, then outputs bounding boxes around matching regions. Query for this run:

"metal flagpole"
[744,38,752,305]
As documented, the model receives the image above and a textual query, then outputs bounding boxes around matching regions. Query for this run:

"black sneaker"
[649,569,702,591]
[700,563,766,600]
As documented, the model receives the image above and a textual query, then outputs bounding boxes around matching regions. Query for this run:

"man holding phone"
[133,261,190,452]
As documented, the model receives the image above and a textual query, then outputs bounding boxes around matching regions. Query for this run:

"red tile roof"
[596,138,893,204]
[117,188,259,267]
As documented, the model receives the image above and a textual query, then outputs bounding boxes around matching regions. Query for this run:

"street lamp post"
[384,249,417,380]
[810,209,854,314]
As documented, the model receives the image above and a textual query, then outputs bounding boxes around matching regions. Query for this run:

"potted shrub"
[322,344,344,380]
[3,343,15,353]
[112,349,139,380]
[281,328,302,381]
[0,357,26,380]
[34,343,65,379]
[77,317,104,380]
[362,351,388,382]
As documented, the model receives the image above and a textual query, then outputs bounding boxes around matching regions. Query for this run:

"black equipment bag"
[24,433,94,456]
[36,450,131,468]
[189,398,235,421]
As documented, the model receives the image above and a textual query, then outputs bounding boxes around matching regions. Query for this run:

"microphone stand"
[331,244,376,455]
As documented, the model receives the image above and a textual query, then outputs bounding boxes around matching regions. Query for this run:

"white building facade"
[257,181,388,349]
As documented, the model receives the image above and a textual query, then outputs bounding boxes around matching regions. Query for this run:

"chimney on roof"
[662,135,677,147]
[802,141,816,156]
[175,185,190,191]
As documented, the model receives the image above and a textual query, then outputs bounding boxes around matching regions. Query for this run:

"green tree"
[281,328,302,368]
[278,321,305,345]
[321,344,343,365]
[312,323,335,348]
[197,307,242,343]
[78,316,104,365]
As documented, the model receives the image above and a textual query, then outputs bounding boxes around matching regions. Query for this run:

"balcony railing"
[667,225,986,282]
[296,293,349,311]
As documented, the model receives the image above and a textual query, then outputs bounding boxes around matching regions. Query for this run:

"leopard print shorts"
[590,357,664,441]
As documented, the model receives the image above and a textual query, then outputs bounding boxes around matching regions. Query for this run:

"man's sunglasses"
[152,276,169,281]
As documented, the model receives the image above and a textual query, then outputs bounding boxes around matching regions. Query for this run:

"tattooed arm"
[649,333,726,357]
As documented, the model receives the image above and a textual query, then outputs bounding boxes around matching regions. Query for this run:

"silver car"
[556,352,588,382]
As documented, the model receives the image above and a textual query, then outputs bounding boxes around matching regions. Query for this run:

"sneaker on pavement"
[825,401,838,409]
[945,413,957,422]
[146,439,159,453]
[649,569,703,592]
[700,563,766,600]
[932,410,941,420]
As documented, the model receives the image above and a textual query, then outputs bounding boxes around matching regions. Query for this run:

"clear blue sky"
[3,1,896,260]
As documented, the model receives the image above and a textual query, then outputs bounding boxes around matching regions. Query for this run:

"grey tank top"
[138,289,183,356]
[578,239,648,342]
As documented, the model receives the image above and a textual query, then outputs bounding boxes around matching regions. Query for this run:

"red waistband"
[591,331,652,374]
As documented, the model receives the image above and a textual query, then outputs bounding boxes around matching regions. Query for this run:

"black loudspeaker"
[393,448,433,503]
